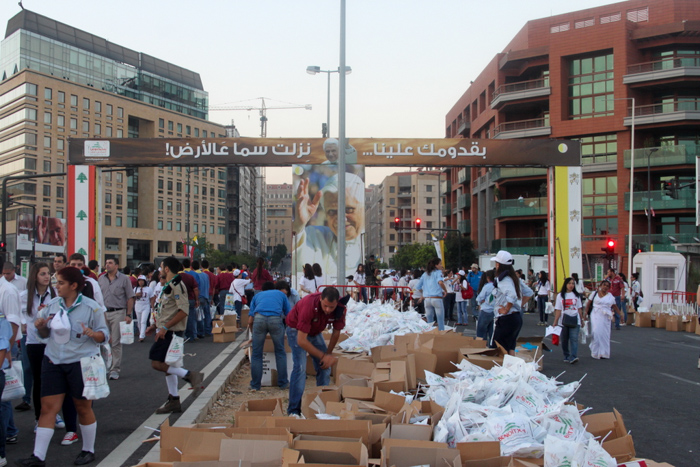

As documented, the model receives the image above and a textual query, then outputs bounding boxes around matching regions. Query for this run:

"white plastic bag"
[545,302,555,315]
[119,321,134,345]
[196,305,204,321]
[2,361,25,401]
[165,334,184,367]
[100,342,112,370]
[80,354,110,400]
[223,293,237,315]
[580,321,589,345]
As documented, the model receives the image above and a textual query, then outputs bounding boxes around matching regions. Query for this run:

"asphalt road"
[4,310,699,466]
[4,333,240,467]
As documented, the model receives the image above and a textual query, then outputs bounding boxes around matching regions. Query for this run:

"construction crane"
[209,97,311,138]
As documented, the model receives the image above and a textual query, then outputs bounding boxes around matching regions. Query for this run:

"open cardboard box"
[581,408,628,441]
[212,322,238,343]
[381,444,460,467]
[653,313,668,328]
[603,434,636,463]
[457,344,507,370]
[420,334,487,376]
[218,439,290,467]
[292,437,369,467]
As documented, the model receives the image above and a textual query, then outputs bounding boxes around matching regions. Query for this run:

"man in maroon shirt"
[286,287,345,417]
[607,268,623,330]
[216,264,234,315]
[179,267,200,341]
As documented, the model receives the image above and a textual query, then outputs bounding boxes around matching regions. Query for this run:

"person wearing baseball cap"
[228,269,250,318]
[489,250,522,354]
[466,263,482,323]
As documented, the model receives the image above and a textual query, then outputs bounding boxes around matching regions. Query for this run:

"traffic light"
[394,217,400,232]
[5,193,13,207]
[0,241,5,252]
[415,218,421,232]
[602,238,615,258]
[662,181,677,199]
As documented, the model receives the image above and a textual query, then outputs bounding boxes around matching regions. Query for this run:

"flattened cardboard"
[181,432,229,462]
[373,390,407,414]
[343,385,374,401]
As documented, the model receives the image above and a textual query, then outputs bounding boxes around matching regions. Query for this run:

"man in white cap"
[466,263,482,323]
[293,172,365,284]
[228,269,250,318]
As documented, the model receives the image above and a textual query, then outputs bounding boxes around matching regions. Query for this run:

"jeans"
[537,295,548,323]
[468,296,479,319]
[250,315,288,390]
[613,296,622,328]
[561,325,580,361]
[359,287,368,304]
[185,299,198,341]
[621,298,628,324]
[443,293,456,321]
[20,335,32,405]
[286,327,329,415]
[197,300,212,336]
[1,401,17,439]
[217,290,228,315]
[424,298,445,330]
[477,311,495,344]
[0,370,5,458]
[457,301,469,324]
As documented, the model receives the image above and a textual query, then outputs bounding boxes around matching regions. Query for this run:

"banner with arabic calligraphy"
[69,138,581,167]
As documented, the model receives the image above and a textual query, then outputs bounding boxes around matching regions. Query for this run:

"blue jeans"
[621,298,628,324]
[537,295,548,323]
[250,315,288,390]
[561,325,580,361]
[457,301,469,324]
[217,290,228,315]
[197,300,212,336]
[468,296,479,319]
[0,370,5,458]
[286,327,329,415]
[477,311,495,343]
[185,299,197,341]
[613,296,622,328]
[20,335,32,405]
[424,298,445,330]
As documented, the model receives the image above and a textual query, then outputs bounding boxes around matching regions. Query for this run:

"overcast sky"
[4,0,615,184]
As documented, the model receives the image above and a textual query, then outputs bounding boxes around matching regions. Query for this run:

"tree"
[390,242,437,270]
[270,244,288,268]
[443,233,477,270]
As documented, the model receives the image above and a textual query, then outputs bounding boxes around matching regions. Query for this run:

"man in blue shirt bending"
[247,281,291,391]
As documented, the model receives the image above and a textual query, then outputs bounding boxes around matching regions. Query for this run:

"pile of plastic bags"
[338,299,434,352]
[425,355,618,466]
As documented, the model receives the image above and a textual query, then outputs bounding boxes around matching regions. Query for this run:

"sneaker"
[108,372,120,380]
[184,370,204,391]
[74,450,95,465]
[563,358,570,363]
[155,395,182,414]
[570,357,579,364]
[278,383,289,390]
[620,323,626,326]
[5,435,17,444]
[55,414,66,429]
[62,432,79,446]
[0,456,6,467]
[288,413,305,419]
[14,454,45,467]
[15,402,31,412]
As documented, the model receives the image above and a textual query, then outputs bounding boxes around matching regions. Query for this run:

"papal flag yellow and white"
[548,166,583,289]
[431,233,445,267]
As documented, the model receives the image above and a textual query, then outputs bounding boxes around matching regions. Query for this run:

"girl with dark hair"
[298,264,316,297]
[415,258,448,330]
[586,280,621,360]
[455,269,468,325]
[490,251,522,354]
[18,267,109,466]
[553,277,584,364]
[536,270,551,326]
[20,263,80,444]
[353,264,367,303]
[312,263,326,293]
[251,257,273,293]
[408,270,424,315]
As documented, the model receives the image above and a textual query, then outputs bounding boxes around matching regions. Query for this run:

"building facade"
[444,0,700,278]
[265,183,293,255]
[0,10,260,266]
[366,171,442,264]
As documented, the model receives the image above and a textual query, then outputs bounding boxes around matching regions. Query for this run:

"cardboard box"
[381,445,460,467]
[380,424,433,444]
[665,315,683,332]
[292,437,369,466]
[636,312,652,328]
[258,336,294,386]
[625,311,636,326]
[514,336,546,370]
[696,316,700,335]
[457,344,507,370]
[421,335,487,376]
[235,399,285,427]
[602,434,636,463]
[683,316,696,333]
[581,408,627,441]
[212,323,238,343]
[218,439,289,466]
[654,313,668,328]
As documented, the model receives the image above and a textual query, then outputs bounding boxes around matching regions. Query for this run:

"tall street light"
[306,65,352,138]
[646,147,659,250]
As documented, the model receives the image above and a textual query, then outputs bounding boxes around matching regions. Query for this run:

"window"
[43,161,51,172]
[82,121,89,132]
[105,215,111,226]
[193,224,198,233]
[157,200,163,209]
[389,186,395,193]
[600,12,621,23]
[582,176,618,235]
[426,185,433,192]
[58,91,65,103]
[203,130,208,137]
[105,193,112,204]
[57,115,64,127]
[578,134,617,164]
[117,129,123,138]
[569,52,614,119]
[389,234,395,241]
[627,7,648,23]
[106,126,112,137]
[550,22,570,33]
[389,198,395,205]
[43,136,51,148]
[426,209,433,216]
[218,226,225,235]
[94,123,101,135]
[56,186,64,198]
[44,88,52,100]
[176,222,181,231]
[159,119,164,128]
[166,221,172,230]
[186,125,191,135]
[656,266,675,291]
[426,197,433,204]
[106,104,113,115]
[157,220,163,230]
[57,139,64,150]
[168,121,173,131]
[70,118,77,129]
[116,194,123,205]
[43,184,51,196]
[83,98,90,110]
[44,112,51,124]
[70,95,78,106]
[194,128,199,137]
[117,107,124,118]
[575,18,595,29]
[95,101,101,113]
[427,221,433,228]
[209,225,214,234]
[177,123,182,134]
[158,241,170,253]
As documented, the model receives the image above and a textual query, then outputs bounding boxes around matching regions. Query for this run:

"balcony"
[397,190,411,198]
[490,167,547,182]
[626,233,700,253]
[440,179,451,194]
[457,168,470,185]
[623,144,700,168]
[458,219,471,235]
[457,194,471,210]
[624,99,700,126]
[623,57,700,85]
[441,203,451,217]
[491,78,551,109]
[493,117,551,139]
[491,237,547,255]
[624,189,696,211]
[493,197,546,218]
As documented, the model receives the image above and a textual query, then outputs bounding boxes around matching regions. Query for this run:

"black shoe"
[15,402,31,412]
[15,454,46,467]
[155,395,182,414]
[6,434,18,444]
[184,370,204,391]
[74,450,96,465]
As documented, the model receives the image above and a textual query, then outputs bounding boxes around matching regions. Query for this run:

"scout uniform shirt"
[155,276,189,332]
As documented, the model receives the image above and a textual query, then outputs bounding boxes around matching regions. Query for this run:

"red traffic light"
[607,239,615,248]
[415,218,421,231]
[394,217,400,231]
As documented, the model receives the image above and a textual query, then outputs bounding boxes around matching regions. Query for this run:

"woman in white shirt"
[454,270,467,325]
[133,276,153,342]
[312,263,326,292]
[553,277,584,364]
[408,270,423,315]
[586,280,622,360]
[228,269,251,317]
[298,264,316,297]
[536,271,551,326]
[353,264,367,303]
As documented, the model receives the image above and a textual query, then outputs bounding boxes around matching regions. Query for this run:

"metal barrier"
[660,291,698,315]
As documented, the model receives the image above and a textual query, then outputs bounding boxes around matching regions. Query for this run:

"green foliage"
[443,233,478,269]
[390,233,478,271]
[390,242,438,270]
[270,244,288,268]
[197,238,258,269]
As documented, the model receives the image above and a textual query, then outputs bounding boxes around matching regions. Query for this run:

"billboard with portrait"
[16,213,68,254]
[292,160,365,289]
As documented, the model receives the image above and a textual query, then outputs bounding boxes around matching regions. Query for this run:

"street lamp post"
[647,147,659,250]
[185,167,210,257]
[306,65,352,138]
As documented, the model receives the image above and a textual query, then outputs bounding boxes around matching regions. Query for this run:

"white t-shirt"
[152,282,163,305]
[229,279,251,301]
[408,278,422,299]
[537,280,551,296]
[455,278,467,302]
[298,276,317,295]
[444,276,455,294]
[133,286,153,313]
[554,292,583,326]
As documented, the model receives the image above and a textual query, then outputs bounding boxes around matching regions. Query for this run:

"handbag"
[2,361,25,401]
[80,354,110,400]
[461,284,474,300]
[234,283,247,305]
[562,313,578,328]
[165,334,185,367]
[120,321,135,345]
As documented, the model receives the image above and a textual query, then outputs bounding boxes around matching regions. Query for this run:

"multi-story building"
[366,171,442,264]
[265,183,293,255]
[445,0,700,276]
[0,10,259,266]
